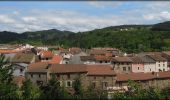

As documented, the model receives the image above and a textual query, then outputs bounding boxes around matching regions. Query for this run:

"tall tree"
[0,54,20,99]
[21,79,42,100]
[44,74,71,99]
[73,76,84,99]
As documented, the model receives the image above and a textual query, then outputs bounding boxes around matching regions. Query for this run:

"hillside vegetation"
[0,21,170,53]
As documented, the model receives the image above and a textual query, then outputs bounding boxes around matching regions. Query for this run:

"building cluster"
[0,44,170,95]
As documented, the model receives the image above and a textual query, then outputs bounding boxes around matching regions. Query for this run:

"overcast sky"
[0,1,170,33]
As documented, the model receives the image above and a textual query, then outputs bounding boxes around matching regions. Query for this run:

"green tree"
[21,79,42,100]
[0,54,21,99]
[44,74,71,99]
[73,76,84,99]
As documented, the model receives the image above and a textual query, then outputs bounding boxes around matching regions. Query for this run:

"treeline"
[1,21,170,53]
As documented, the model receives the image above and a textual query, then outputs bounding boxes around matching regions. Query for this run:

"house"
[129,56,144,73]
[94,56,112,65]
[11,52,36,76]
[141,55,168,72]
[38,51,53,62]
[112,57,132,73]
[147,55,167,72]
[26,63,116,90]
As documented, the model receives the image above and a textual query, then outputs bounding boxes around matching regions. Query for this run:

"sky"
[0,1,170,33]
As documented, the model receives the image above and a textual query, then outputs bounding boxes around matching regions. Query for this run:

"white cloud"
[0,15,15,24]
[1,2,170,33]
[143,11,170,21]
[87,1,123,8]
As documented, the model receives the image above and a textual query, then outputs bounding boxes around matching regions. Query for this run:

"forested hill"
[0,21,170,53]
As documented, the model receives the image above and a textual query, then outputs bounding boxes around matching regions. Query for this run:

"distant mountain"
[151,21,170,31]
[0,21,170,53]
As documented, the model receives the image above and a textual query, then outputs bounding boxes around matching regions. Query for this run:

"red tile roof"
[49,55,62,64]
[94,55,111,61]
[50,64,87,73]
[40,51,53,58]
[86,65,115,76]
[116,71,170,82]
[116,73,155,82]
[0,49,18,53]
[112,57,132,63]
[27,62,49,72]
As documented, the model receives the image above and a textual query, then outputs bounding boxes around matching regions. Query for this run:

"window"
[66,81,72,87]
[31,74,33,78]
[57,74,60,79]
[159,64,160,67]
[163,64,165,67]
[67,74,70,79]
[128,67,131,71]
[103,76,106,79]
[94,76,96,79]
[20,69,23,73]
[100,61,103,63]
[59,81,62,86]
[105,61,107,63]
[36,81,43,86]
[138,67,140,70]
[92,82,96,88]
[150,69,151,71]
[102,82,108,89]
[39,74,41,78]
[123,67,126,71]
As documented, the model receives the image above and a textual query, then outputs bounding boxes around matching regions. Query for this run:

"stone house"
[26,63,116,91]
[111,57,132,73]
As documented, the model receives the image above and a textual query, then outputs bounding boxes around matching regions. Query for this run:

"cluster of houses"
[1,44,170,96]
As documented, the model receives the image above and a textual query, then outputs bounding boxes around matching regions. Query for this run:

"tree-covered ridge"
[0,21,170,53]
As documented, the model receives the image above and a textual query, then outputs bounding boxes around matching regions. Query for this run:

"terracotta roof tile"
[86,65,115,76]
[112,57,132,62]
[116,73,155,82]
[40,51,53,58]
[0,49,18,53]
[94,55,111,61]
[116,71,170,82]
[49,55,62,64]
[50,64,87,73]
[27,62,49,73]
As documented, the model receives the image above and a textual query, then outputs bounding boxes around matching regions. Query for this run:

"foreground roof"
[116,71,170,82]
